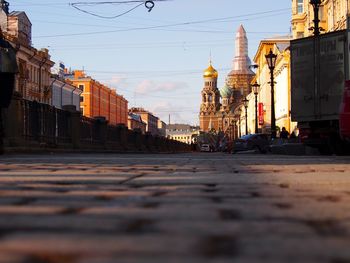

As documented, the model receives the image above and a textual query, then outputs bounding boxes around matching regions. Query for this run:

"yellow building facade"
[249,37,297,136]
[292,0,350,39]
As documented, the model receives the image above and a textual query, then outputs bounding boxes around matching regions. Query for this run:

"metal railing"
[5,98,191,152]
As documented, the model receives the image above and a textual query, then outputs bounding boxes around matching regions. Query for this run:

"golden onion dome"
[203,62,218,78]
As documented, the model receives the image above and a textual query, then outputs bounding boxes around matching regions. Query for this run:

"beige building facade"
[129,107,160,136]
[1,4,54,104]
[128,113,146,134]
[250,37,297,136]
[292,0,350,39]
[166,124,200,144]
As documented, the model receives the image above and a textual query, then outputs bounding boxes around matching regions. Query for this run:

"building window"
[80,96,84,102]
[78,84,84,91]
[319,5,324,20]
[296,32,304,38]
[297,0,303,14]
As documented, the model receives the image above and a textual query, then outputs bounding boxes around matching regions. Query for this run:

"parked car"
[232,134,270,153]
[200,144,211,152]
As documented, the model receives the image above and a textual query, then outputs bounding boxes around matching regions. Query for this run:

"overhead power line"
[70,0,171,19]
[35,8,290,38]
[86,67,231,74]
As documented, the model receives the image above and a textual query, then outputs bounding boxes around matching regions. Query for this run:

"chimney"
[74,70,85,79]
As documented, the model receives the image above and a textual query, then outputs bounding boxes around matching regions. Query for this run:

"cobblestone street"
[0,153,349,263]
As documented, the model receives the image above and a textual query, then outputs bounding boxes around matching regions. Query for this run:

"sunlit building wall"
[128,113,146,134]
[167,124,200,144]
[251,37,297,135]
[129,107,160,136]
[0,6,54,104]
[292,0,350,39]
[67,70,128,126]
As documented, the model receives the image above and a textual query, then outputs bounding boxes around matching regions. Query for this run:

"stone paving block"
[0,254,26,263]
[0,153,349,262]
[0,205,64,214]
[240,235,350,262]
[0,233,198,258]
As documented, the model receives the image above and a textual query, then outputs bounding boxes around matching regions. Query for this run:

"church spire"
[232,24,253,74]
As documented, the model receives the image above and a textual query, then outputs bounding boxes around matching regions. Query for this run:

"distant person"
[280,127,289,139]
[290,131,297,139]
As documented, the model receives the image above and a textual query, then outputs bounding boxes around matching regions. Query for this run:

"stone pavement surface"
[0,153,349,263]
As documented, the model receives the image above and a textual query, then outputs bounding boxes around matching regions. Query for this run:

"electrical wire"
[71,2,144,19]
[70,0,170,19]
[35,8,290,38]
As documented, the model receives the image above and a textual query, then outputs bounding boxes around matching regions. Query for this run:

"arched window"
[208,94,212,102]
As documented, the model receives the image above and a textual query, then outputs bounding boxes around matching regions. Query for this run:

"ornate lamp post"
[251,81,260,134]
[234,108,242,138]
[242,97,249,135]
[310,0,322,36]
[265,49,277,139]
[230,120,235,142]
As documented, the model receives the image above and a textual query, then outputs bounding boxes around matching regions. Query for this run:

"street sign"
[258,102,264,125]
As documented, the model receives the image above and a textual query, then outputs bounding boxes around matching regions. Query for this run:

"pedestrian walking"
[280,127,289,139]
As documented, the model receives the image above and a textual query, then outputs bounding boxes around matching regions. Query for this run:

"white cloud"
[110,75,125,85]
[106,75,129,90]
[135,80,187,94]
[148,101,194,124]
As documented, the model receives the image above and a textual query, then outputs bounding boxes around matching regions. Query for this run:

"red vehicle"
[340,80,350,141]
[291,29,350,154]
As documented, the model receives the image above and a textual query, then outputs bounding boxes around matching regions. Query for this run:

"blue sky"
[11,0,291,125]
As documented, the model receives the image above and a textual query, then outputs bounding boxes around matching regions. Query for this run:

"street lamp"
[310,0,322,36]
[265,49,277,139]
[242,97,249,135]
[234,108,242,138]
[251,81,260,134]
[230,120,234,141]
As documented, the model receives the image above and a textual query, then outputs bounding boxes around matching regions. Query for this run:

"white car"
[200,144,211,152]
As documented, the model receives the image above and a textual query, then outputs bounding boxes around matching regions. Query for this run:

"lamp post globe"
[265,49,277,139]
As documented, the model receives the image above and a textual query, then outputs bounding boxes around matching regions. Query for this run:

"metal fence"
[5,98,190,152]
[22,100,70,145]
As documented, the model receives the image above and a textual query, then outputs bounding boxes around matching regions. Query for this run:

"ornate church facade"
[199,25,254,136]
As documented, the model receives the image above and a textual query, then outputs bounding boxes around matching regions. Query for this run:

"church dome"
[203,62,218,78]
[220,83,232,98]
